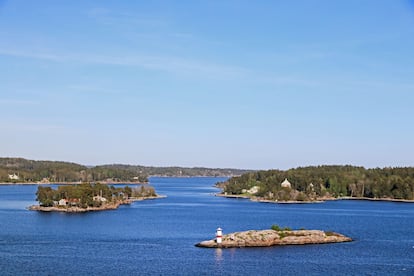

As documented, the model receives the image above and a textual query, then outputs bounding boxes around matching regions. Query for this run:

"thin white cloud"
[67,84,119,96]
[0,48,68,62]
[3,47,413,93]
[86,8,169,29]
[0,47,248,79]
[0,99,39,105]
[0,121,68,133]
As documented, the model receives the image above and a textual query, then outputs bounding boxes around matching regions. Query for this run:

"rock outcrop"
[28,204,120,212]
[195,229,352,248]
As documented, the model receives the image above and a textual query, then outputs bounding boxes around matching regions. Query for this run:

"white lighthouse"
[216,227,223,244]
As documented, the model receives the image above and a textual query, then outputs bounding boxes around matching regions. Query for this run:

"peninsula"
[196,226,352,248]
[28,182,164,212]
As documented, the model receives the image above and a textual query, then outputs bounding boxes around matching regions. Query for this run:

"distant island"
[28,182,164,212]
[196,225,352,248]
[217,165,414,202]
[0,157,251,184]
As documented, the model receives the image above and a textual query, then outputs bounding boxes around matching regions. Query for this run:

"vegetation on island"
[0,158,249,183]
[219,166,414,201]
[271,224,292,232]
[35,183,157,208]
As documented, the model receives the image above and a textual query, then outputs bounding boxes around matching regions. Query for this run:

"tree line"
[219,165,414,201]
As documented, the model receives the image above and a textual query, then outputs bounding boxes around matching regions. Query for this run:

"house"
[39,178,50,184]
[242,186,260,195]
[247,186,260,194]
[8,173,19,180]
[58,199,68,206]
[68,198,80,206]
[93,195,107,202]
[281,178,292,188]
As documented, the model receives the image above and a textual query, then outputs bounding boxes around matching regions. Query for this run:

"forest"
[219,166,414,201]
[36,183,157,208]
[0,158,248,183]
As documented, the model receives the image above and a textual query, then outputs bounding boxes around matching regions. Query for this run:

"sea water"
[0,177,413,275]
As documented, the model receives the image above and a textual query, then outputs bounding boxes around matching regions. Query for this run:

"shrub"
[271,225,292,231]
[271,224,281,231]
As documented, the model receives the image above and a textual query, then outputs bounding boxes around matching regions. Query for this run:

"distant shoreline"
[149,175,235,178]
[216,193,414,204]
[0,176,231,185]
[0,181,149,185]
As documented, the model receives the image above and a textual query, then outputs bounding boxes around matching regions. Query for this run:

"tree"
[36,186,56,207]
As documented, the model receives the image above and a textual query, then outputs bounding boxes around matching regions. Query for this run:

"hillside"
[0,158,250,183]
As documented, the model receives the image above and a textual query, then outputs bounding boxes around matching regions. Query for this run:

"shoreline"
[216,193,414,204]
[215,193,328,204]
[337,196,414,203]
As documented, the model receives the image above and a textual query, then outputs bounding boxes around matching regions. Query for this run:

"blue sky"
[1,0,414,169]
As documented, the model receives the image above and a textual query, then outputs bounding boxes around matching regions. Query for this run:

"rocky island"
[196,226,352,248]
[28,182,164,212]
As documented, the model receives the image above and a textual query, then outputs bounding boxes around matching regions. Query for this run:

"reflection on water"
[215,248,223,262]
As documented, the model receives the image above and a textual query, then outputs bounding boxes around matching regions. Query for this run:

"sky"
[1,0,414,170]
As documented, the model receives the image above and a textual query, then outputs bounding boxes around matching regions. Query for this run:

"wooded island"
[218,166,414,202]
[29,183,161,212]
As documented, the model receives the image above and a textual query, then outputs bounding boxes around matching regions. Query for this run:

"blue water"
[0,177,413,275]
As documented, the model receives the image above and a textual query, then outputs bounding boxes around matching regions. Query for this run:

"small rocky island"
[28,182,164,212]
[196,226,352,248]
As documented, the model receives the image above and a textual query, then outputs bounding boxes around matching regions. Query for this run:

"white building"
[247,186,260,194]
[281,178,291,188]
[8,173,19,180]
[58,199,68,206]
[93,195,107,202]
